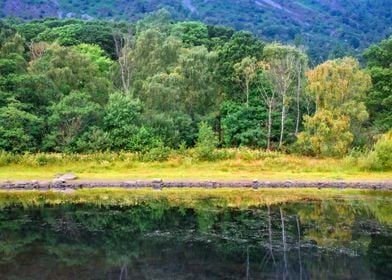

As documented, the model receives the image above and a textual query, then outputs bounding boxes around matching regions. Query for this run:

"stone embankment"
[1,179,392,191]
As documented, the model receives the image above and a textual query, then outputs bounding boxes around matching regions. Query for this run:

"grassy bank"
[0,150,391,181]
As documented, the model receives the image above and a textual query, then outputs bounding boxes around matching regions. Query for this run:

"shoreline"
[1,179,392,191]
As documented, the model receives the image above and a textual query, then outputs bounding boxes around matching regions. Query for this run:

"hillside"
[0,0,391,61]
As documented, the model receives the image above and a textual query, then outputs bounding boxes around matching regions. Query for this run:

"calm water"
[0,199,391,279]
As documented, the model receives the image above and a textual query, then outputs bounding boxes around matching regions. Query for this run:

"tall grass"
[0,149,390,180]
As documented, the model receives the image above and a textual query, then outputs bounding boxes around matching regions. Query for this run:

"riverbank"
[1,179,392,191]
[0,151,391,181]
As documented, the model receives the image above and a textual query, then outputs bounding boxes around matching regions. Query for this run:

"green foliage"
[221,102,269,148]
[103,92,142,151]
[142,141,171,162]
[361,131,392,170]
[363,36,392,132]
[195,122,218,161]
[30,44,112,104]
[296,110,353,157]
[74,127,111,153]
[0,101,43,153]
[298,57,372,155]
[0,15,390,158]
[44,91,102,151]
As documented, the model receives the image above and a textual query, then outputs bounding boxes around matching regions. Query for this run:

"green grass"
[0,150,391,181]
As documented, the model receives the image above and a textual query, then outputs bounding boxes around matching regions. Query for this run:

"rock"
[152,178,162,184]
[252,179,259,189]
[53,178,66,184]
[58,173,77,181]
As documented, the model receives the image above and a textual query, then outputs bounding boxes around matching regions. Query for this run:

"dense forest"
[0,10,391,163]
[1,0,391,62]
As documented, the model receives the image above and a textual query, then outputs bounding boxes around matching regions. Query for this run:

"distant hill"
[1,0,391,61]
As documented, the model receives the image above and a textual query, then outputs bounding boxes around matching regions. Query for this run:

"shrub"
[296,110,353,157]
[214,149,236,160]
[142,141,171,162]
[194,122,218,161]
[360,130,392,170]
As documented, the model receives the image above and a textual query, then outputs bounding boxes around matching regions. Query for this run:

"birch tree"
[297,57,371,156]
[234,56,258,107]
[113,29,134,95]
[256,63,277,150]
[293,48,308,135]
[262,44,297,149]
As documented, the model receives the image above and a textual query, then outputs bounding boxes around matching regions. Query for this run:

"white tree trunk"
[267,102,273,150]
[279,98,286,149]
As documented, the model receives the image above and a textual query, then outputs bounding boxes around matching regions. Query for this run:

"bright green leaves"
[297,58,371,156]
[297,109,353,157]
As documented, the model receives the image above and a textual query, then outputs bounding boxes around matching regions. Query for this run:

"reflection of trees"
[0,198,390,279]
[298,201,356,247]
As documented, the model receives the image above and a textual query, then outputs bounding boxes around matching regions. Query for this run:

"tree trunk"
[246,80,249,107]
[279,98,286,149]
[267,102,272,150]
[295,80,301,135]
[295,63,302,135]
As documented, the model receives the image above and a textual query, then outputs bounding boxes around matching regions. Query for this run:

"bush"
[194,122,218,161]
[214,149,237,160]
[238,147,281,161]
[0,151,21,166]
[296,110,353,157]
[142,141,171,162]
[360,131,392,170]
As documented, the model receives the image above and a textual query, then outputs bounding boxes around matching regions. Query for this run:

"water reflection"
[0,199,391,279]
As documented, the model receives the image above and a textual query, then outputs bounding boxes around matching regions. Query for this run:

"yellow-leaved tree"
[297,57,371,156]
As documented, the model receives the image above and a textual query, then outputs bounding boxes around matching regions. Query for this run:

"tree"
[103,92,143,150]
[113,29,134,95]
[221,101,268,148]
[296,109,353,156]
[176,46,220,116]
[306,57,371,137]
[45,91,102,151]
[30,44,113,105]
[293,48,308,135]
[195,122,218,161]
[256,70,278,150]
[171,21,209,47]
[132,30,182,96]
[0,100,43,153]
[234,56,258,107]
[262,44,301,148]
[363,36,392,132]
[297,57,371,156]
[216,31,264,101]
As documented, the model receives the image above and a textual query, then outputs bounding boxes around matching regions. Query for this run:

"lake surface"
[0,193,391,279]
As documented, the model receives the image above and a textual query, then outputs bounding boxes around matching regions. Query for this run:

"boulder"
[53,178,66,184]
[58,173,78,181]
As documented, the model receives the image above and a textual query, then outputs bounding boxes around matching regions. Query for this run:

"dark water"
[0,199,391,279]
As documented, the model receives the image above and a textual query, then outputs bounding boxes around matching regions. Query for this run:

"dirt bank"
[1,179,392,191]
